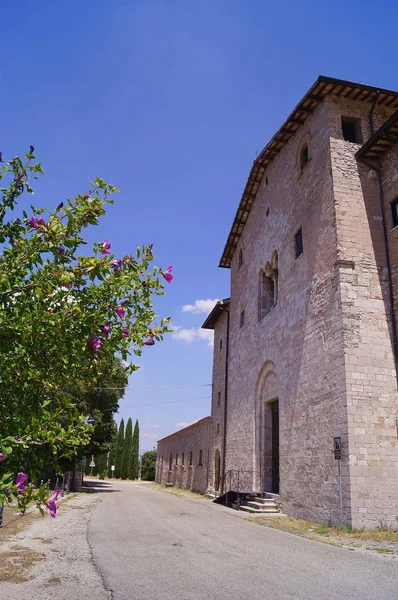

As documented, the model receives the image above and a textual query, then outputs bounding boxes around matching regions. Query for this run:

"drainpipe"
[368,92,398,381]
[220,306,230,492]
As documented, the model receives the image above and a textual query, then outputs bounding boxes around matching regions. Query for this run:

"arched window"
[238,248,243,269]
[300,144,309,170]
[258,254,278,321]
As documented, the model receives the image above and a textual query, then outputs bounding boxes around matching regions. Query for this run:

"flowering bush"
[0,149,173,517]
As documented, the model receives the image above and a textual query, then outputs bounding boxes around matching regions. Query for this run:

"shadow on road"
[82,479,121,493]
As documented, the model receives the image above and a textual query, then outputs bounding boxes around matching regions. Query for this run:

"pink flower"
[16,472,28,492]
[115,304,126,318]
[144,338,155,346]
[100,240,111,255]
[46,488,63,518]
[0,452,5,462]
[162,266,174,283]
[102,324,111,338]
[122,328,129,338]
[27,216,38,228]
[89,334,102,352]
[111,259,122,270]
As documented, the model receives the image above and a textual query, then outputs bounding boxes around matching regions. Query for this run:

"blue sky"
[2,1,397,452]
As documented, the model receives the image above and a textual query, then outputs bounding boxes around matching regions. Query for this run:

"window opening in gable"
[300,144,309,170]
[341,117,362,143]
[238,248,243,269]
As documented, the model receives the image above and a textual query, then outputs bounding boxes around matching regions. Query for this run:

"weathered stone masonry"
[156,77,398,528]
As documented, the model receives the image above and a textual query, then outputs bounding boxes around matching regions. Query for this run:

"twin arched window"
[258,252,278,322]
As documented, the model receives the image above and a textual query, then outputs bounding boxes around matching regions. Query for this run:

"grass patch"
[0,545,45,583]
[313,523,329,535]
[150,482,209,500]
[249,516,314,535]
[249,515,398,548]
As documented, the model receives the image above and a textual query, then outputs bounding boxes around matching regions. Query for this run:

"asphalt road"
[88,481,398,600]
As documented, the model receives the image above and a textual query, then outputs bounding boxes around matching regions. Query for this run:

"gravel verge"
[0,491,111,599]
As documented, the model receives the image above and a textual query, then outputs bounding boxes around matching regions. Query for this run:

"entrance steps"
[232,495,280,514]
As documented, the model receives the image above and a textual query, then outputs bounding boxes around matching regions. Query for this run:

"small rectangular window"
[198,450,203,466]
[341,117,362,143]
[295,228,303,259]
[175,453,178,465]
[391,199,398,228]
[217,391,221,406]
[182,452,184,466]
[189,451,193,466]
[217,423,220,434]
[240,310,245,328]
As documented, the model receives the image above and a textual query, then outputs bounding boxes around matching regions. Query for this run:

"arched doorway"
[255,360,279,493]
[214,449,221,492]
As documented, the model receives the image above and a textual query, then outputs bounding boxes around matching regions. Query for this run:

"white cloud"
[172,326,214,348]
[182,299,219,315]
[144,423,160,429]
[142,432,158,439]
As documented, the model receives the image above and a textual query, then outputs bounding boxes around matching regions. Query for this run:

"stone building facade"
[156,77,398,529]
[156,417,210,493]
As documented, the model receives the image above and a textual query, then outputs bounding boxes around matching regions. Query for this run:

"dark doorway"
[271,400,279,493]
[214,449,220,492]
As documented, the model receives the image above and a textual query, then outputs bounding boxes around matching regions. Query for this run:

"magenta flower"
[46,488,63,518]
[102,324,111,338]
[16,472,28,492]
[100,240,111,255]
[56,202,64,210]
[89,334,102,352]
[162,266,174,283]
[122,328,129,338]
[111,259,122,270]
[144,338,155,346]
[28,216,38,228]
[115,304,126,318]
[0,452,5,462]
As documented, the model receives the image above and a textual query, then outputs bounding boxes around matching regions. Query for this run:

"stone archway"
[254,360,278,492]
[214,449,221,492]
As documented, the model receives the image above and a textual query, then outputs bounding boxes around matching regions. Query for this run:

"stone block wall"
[329,98,398,528]
[156,417,210,494]
[207,311,228,495]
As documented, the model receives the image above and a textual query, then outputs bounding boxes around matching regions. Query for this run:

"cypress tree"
[130,419,140,480]
[97,453,108,479]
[107,420,118,478]
[114,419,125,479]
[121,418,133,480]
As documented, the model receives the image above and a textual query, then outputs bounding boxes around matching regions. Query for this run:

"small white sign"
[111,465,115,471]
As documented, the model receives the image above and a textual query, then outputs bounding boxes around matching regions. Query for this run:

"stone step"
[249,497,278,506]
[246,500,278,510]
[236,504,279,514]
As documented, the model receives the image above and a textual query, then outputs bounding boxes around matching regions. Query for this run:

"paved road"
[88,481,398,600]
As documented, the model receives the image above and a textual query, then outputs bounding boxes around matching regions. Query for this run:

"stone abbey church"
[156,76,398,529]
